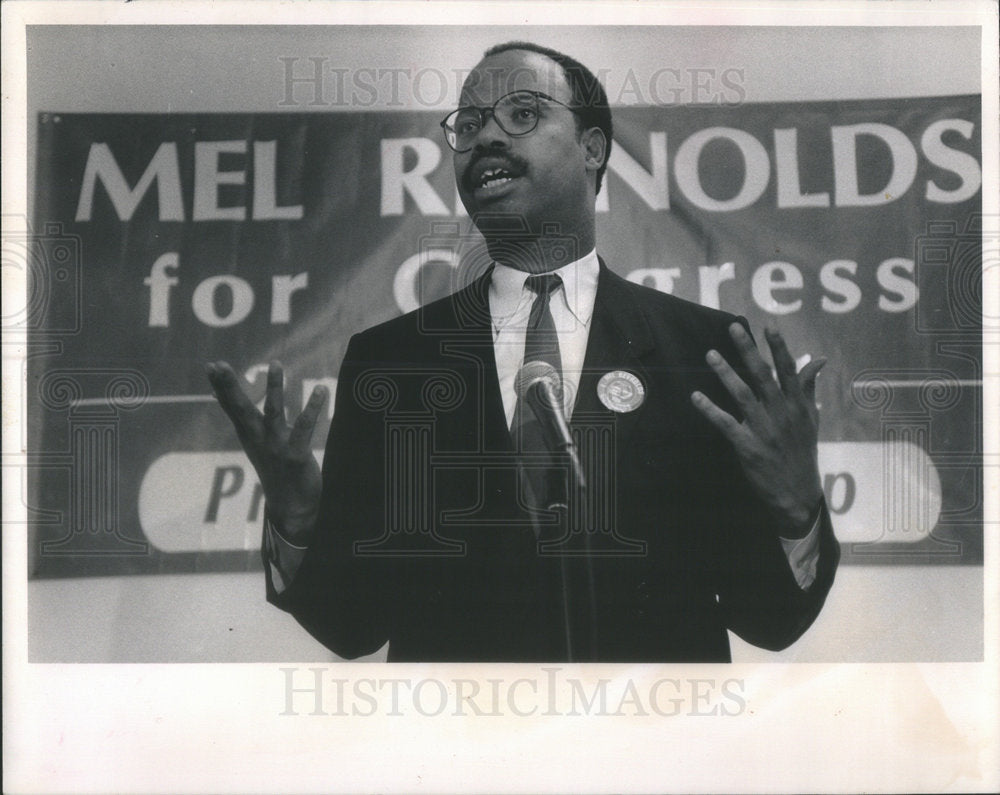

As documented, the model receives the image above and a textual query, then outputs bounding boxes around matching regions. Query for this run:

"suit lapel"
[437,266,513,454]
[571,259,655,455]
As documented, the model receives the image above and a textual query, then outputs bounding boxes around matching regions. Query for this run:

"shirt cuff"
[263,514,309,594]
[779,510,822,590]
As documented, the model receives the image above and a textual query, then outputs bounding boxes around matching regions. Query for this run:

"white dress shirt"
[489,249,600,426]
[267,249,821,592]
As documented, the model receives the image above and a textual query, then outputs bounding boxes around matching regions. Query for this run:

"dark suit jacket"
[266,261,839,662]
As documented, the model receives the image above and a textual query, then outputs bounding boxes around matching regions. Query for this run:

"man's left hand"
[691,323,825,538]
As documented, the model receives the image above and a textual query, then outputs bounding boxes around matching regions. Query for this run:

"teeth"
[479,168,513,188]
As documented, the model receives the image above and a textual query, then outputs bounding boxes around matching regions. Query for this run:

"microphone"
[514,361,586,490]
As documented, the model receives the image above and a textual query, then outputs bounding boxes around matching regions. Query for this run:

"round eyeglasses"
[439,90,579,153]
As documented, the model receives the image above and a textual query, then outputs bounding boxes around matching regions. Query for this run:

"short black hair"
[483,41,613,194]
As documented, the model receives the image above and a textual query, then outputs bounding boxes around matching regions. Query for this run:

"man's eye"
[514,107,537,121]
[456,119,480,134]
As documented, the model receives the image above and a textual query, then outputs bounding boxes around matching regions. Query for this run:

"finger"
[206,361,261,426]
[691,390,750,447]
[798,358,827,403]
[288,385,329,450]
[705,349,767,425]
[263,361,285,426]
[764,327,802,398]
[728,322,780,402]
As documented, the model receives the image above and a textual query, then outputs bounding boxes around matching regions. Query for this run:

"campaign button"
[597,370,645,413]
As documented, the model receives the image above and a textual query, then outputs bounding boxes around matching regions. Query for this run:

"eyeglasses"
[439,90,579,153]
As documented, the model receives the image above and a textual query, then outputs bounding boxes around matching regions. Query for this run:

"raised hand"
[691,323,825,537]
[206,360,328,544]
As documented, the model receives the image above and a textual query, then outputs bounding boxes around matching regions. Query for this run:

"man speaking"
[206,42,839,661]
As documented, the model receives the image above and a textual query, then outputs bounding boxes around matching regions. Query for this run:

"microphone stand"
[518,365,597,661]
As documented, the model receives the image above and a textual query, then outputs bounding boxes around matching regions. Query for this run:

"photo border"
[3,2,997,792]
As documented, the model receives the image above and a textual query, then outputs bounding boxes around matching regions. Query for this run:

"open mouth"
[465,158,526,198]
[477,167,516,190]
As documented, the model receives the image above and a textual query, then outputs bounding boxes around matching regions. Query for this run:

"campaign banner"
[25,95,983,577]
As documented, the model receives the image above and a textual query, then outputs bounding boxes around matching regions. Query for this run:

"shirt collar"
[489,248,600,329]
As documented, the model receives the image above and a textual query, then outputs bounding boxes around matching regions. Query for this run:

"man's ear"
[581,127,607,173]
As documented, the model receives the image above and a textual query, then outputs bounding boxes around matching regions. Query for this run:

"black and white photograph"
[3,1,998,792]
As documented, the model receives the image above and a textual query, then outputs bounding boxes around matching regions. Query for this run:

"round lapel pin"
[597,370,645,413]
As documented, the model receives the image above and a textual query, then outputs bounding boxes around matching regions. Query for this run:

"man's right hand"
[206,360,328,545]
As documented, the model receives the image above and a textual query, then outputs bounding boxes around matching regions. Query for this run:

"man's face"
[453,49,596,237]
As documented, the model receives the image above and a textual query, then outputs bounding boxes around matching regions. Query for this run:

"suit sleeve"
[263,333,394,659]
[716,487,840,651]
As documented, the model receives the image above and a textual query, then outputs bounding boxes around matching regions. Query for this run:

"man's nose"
[472,110,511,150]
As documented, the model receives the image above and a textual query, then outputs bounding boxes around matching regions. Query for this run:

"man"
[207,42,839,662]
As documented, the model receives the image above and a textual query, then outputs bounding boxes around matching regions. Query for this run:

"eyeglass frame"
[439,89,582,153]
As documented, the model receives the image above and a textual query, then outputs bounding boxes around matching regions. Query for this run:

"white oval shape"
[139,442,940,553]
[139,450,321,553]
[818,440,941,543]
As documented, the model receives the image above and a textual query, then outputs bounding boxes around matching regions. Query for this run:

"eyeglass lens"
[446,92,540,150]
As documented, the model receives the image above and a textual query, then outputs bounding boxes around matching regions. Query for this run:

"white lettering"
[380,138,450,216]
[752,261,803,314]
[675,127,770,211]
[877,258,918,312]
[252,141,304,220]
[606,132,669,210]
[819,259,862,313]
[191,274,255,327]
[76,142,184,222]
[698,262,736,309]
[595,186,610,213]
[831,123,917,206]
[270,272,309,323]
[774,128,830,208]
[393,249,459,313]
[193,140,247,221]
[921,119,982,203]
[143,252,180,327]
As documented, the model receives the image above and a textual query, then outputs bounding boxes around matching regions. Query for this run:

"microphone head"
[515,360,561,400]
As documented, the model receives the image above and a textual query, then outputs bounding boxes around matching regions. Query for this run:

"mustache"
[462,152,529,191]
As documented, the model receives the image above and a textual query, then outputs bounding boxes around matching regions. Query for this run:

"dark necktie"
[522,273,564,376]
[513,273,565,512]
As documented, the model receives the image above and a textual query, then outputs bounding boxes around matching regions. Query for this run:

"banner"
[26,95,983,577]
